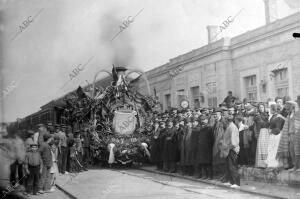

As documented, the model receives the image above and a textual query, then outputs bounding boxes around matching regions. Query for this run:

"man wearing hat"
[212,108,227,181]
[157,120,167,170]
[177,118,185,173]
[38,133,53,193]
[56,125,68,174]
[24,143,43,195]
[223,91,236,108]
[150,119,162,170]
[277,101,299,170]
[181,117,193,175]
[162,119,177,173]
[220,115,240,188]
[47,123,55,134]
[195,115,214,179]
[190,116,201,177]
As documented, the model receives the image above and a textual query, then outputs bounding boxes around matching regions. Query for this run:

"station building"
[135,4,300,111]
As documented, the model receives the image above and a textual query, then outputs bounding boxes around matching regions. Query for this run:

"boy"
[24,143,42,195]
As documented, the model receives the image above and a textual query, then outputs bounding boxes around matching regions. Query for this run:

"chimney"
[263,0,278,24]
[207,25,219,44]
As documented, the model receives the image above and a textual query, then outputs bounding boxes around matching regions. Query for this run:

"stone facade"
[135,12,300,111]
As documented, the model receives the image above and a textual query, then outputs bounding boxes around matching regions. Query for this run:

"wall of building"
[134,12,300,111]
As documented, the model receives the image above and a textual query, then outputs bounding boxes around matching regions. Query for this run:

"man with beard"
[212,108,227,181]
[150,119,162,170]
[162,119,177,173]
[195,115,214,179]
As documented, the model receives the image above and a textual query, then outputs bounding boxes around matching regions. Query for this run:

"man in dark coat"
[223,91,236,108]
[150,120,162,170]
[212,108,227,180]
[162,119,177,173]
[191,117,201,177]
[181,117,193,175]
[195,115,214,179]
[176,118,185,173]
[157,120,167,170]
[172,119,181,170]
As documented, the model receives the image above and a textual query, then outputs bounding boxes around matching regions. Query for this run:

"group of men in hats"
[149,106,241,188]
[149,93,300,189]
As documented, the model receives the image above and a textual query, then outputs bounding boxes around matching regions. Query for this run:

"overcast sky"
[0,0,298,122]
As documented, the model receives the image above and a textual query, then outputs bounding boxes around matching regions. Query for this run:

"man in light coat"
[220,115,240,188]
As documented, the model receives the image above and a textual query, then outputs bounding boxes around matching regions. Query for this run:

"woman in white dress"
[255,103,270,168]
[266,104,285,168]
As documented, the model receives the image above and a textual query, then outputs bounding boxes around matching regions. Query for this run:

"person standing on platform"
[38,134,53,194]
[177,118,185,174]
[293,96,300,171]
[82,128,91,168]
[191,117,201,177]
[220,115,240,188]
[277,101,297,169]
[183,117,193,176]
[57,125,68,174]
[254,103,269,168]
[157,120,166,171]
[24,143,43,195]
[235,115,249,166]
[162,119,177,173]
[150,119,162,170]
[195,115,214,179]
[212,108,227,181]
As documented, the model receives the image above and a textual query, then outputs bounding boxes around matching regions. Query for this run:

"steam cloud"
[99,9,135,68]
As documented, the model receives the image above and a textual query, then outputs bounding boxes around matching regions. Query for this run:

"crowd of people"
[149,91,300,188]
[7,124,91,196]
[2,90,300,195]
